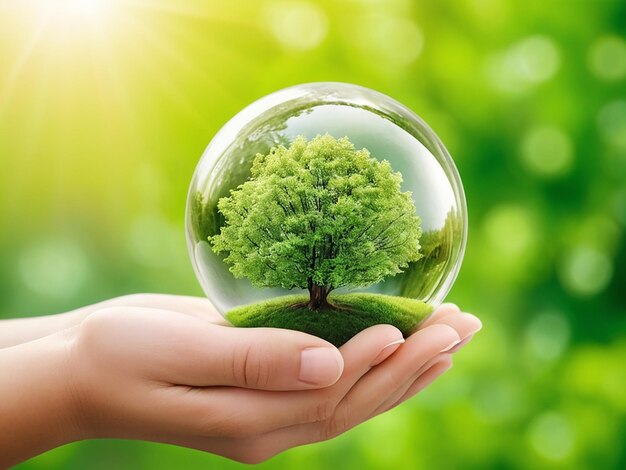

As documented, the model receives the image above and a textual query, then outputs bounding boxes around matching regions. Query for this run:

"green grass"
[226,292,433,347]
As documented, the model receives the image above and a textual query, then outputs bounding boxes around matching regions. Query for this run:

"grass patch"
[226,292,433,347]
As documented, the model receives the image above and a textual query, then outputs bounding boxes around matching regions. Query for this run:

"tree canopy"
[210,134,422,308]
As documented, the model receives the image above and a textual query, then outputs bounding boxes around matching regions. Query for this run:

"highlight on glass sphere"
[186,82,467,346]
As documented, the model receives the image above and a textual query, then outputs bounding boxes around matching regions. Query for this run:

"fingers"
[235,312,479,455]
[369,353,452,417]
[366,307,480,418]
[68,294,223,324]
[81,306,345,390]
[157,324,405,437]
[151,310,479,461]
[207,326,345,389]
[420,303,481,350]
[321,324,459,429]
[419,302,461,329]
[151,310,348,390]
[117,294,223,322]
[337,324,406,380]
[385,355,454,412]
[366,307,480,416]
[433,312,482,343]
[240,324,460,453]
[368,352,447,417]
[446,333,475,354]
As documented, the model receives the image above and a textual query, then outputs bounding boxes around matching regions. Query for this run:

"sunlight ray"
[0,10,50,114]
[121,0,258,26]
[83,10,139,140]
[115,13,229,129]
[120,0,268,88]
[123,12,235,102]
[157,15,265,78]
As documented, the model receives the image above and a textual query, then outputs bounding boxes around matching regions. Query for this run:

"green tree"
[210,134,423,309]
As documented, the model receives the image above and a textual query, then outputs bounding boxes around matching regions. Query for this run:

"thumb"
[163,323,345,391]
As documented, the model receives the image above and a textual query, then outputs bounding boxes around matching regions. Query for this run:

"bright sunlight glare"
[0,0,234,131]
[43,0,110,19]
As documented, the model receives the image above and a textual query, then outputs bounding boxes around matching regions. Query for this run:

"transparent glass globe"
[186,82,467,345]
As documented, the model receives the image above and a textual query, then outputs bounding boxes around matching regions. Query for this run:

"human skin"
[0,294,481,466]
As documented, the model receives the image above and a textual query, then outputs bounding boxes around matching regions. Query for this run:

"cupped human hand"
[197,303,481,463]
[63,299,480,463]
[0,295,480,466]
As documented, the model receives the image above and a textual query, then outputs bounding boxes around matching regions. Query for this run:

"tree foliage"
[210,134,422,308]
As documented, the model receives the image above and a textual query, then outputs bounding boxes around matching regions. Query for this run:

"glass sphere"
[186,82,467,345]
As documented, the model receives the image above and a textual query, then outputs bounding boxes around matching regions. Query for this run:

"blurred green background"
[1,0,625,468]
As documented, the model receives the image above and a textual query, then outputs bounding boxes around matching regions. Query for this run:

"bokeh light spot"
[372,17,424,66]
[264,1,328,51]
[473,380,525,423]
[18,239,89,299]
[524,311,570,362]
[588,35,626,81]
[528,411,574,461]
[483,205,537,258]
[350,14,423,67]
[597,100,626,151]
[517,36,560,83]
[558,246,613,297]
[565,344,626,413]
[576,215,622,254]
[613,188,626,226]
[358,410,413,467]
[520,126,574,177]
[486,35,560,93]
[128,214,180,268]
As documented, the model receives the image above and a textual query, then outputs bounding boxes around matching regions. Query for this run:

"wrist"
[0,328,84,466]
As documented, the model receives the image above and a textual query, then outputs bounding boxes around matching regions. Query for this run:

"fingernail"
[440,338,462,352]
[446,322,482,353]
[299,347,343,386]
[370,338,405,366]
[446,334,474,353]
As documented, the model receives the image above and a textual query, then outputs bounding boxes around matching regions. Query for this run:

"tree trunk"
[308,283,330,310]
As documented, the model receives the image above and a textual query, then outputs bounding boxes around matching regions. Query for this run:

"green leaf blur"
[0,0,624,469]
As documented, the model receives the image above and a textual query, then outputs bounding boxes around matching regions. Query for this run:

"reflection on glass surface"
[187,82,466,314]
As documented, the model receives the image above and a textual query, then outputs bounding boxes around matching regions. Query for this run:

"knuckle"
[76,308,116,349]
[72,307,130,375]
[80,307,111,330]
[380,369,402,390]
[199,411,248,439]
[308,396,338,423]
[320,402,351,441]
[236,343,270,388]
[203,403,268,439]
